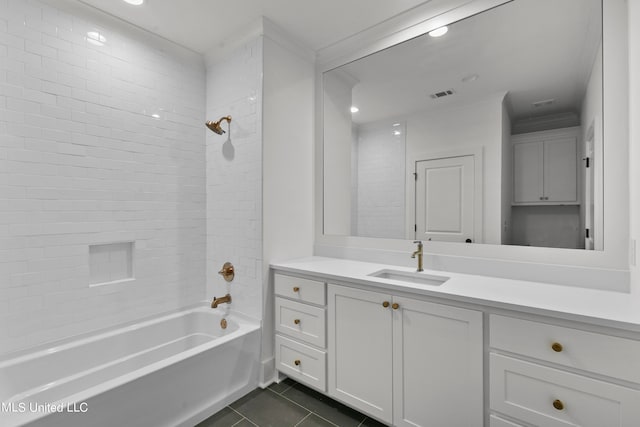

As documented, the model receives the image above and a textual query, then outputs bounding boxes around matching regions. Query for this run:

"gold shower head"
[205,115,232,135]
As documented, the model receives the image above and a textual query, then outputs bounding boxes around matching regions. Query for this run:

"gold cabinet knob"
[294,359,301,366]
[382,301,390,308]
[294,319,300,325]
[551,342,563,352]
[218,262,235,282]
[392,303,399,310]
[293,286,300,292]
[552,399,564,410]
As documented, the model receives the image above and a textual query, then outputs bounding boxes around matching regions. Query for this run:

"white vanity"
[271,257,640,427]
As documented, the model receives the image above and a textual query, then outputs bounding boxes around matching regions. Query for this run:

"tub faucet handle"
[218,262,235,282]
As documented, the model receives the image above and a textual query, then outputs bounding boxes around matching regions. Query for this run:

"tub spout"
[211,294,232,308]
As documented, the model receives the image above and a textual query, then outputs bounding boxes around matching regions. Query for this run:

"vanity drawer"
[490,353,640,427]
[275,297,326,347]
[276,335,326,392]
[490,314,640,383]
[489,415,525,427]
[275,274,326,305]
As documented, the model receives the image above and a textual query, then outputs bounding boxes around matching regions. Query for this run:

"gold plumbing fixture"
[411,240,424,272]
[551,342,563,352]
[293,286,300,292]
[220,318,228,329]
[218,262,235,282]
[205,115,232,135]
[211,293,232,308]
[382,301,390,308]
[294,359,301,366]
[552,399,564,411]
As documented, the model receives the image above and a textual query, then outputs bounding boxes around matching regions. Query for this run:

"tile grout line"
[293,412,313,427]
[268,386,368,427]
[228,406,258,426]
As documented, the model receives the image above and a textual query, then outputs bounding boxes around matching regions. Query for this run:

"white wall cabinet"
[512,128,580,205]
[328,284,483,426]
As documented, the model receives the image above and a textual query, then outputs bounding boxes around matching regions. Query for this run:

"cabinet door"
[513,141,544,203]
[328,284,393,424]
[544,137,577,202]
[392,297,483,427]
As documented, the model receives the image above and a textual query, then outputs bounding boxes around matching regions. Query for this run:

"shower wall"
[205,36,264,320]
[0,0,206,354]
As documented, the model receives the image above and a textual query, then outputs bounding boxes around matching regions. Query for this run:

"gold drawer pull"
[382,301,390,308]
[293,286,300,292]
[294,319,300,325]
[552,399,564,411]
[551,342,563,352]
[294,359,301,366]
[392,303,399,310]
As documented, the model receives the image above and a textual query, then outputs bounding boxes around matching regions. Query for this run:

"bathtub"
[0,304,261,427]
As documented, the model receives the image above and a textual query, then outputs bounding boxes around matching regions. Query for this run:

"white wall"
[500,97,512,244]
[262,25,315,383]
[405,94,505,244]
[630,1,640,295]
[0,0,206,354]
[353,121,406,238]
[205,37,263,321]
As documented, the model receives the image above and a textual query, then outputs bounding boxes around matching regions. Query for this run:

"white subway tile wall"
[0,0,207,353]
[205,38,263,320]
[353,122,406,238]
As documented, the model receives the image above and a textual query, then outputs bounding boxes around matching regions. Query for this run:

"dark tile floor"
[196,378,388,427]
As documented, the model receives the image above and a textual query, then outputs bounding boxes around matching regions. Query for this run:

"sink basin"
[368,269,449,286]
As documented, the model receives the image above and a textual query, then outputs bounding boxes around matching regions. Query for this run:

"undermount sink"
[368,269,449,286]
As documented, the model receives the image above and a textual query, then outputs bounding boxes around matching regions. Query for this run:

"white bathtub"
[0,304,261,427]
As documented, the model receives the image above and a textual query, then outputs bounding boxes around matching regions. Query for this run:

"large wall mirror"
[322,0,607,251]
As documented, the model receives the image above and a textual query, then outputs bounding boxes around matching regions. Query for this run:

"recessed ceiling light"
[393,130,402,136]
[462,74,479,83]
[151,113,161,119]
[86,31,106,46]
[428,26,448,37]
[123,0,144,5]
[392,123,401,127]
[350,106,359,113]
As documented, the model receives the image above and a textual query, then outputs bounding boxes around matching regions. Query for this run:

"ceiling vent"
[430,89,455,99]
[532,98,555,108]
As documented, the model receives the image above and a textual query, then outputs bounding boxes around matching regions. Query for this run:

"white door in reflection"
[415,155,475,243]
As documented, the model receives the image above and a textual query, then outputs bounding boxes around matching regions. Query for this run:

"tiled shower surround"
[0,0,207,353]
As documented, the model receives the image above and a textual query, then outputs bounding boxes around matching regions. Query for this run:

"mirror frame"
[315,0,630,275]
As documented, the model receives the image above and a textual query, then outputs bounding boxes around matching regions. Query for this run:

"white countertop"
[271,256,640,333]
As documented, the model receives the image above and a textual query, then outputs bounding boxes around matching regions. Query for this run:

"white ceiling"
[337,0,602,125]
[77,0,431,53]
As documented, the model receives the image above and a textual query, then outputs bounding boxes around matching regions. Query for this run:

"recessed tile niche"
[89,242,135,286]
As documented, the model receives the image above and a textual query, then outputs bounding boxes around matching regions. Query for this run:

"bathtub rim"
[0,301,259,363]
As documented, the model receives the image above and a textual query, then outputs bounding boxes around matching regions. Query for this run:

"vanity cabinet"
[274,274,327,391]
[328,284,483,426]
[489,314,640,426]
[512,127,580,205]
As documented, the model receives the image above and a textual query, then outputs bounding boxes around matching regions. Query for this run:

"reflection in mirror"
[323,0,603,250]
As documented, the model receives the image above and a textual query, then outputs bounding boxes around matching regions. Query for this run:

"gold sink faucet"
[411,240,424,272]
[211,293,232,308]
